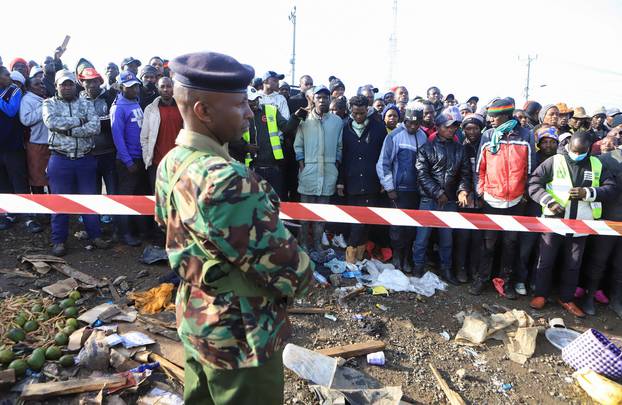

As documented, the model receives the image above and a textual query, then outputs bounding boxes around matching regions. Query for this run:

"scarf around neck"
[489,119,518,154]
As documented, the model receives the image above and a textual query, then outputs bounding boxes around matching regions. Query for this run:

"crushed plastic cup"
[324,314,337,322]
[366,351,385,366]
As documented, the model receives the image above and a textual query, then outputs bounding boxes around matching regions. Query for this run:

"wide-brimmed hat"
[572,106,589,119]
[555,102,574,116]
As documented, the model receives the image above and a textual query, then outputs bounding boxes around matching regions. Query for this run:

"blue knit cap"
[382,103,400,121]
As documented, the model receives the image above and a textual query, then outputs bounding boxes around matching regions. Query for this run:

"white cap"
[29,66,43,79]
[10,71,25,85]
[54,69,77,85]
[247,86,261,101]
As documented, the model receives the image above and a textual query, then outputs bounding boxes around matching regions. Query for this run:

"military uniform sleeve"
[192,165,313,297]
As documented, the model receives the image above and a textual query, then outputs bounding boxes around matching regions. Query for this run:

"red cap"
[79,67,102,81]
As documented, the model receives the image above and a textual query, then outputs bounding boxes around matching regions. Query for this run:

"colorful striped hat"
[487,97,515,117]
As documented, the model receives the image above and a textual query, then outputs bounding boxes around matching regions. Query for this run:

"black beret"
[169,52,254,94]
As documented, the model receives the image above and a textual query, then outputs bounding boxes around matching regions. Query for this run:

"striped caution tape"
[1,194,621,236]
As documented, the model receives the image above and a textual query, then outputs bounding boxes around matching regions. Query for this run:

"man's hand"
[458,191,469,208]
[437,193,449,208]
[54,46,65,60]
[387,190,398,201]
[294,107,309,120]
[569,187,587,200]
[337,185,345,197]
[298,161,305,171]
[548,202,565,215]
[127,163,139,174]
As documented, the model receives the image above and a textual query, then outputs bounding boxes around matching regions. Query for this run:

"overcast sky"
[3,0,621,111]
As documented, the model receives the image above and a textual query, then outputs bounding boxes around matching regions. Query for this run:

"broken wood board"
[21,375,126,400]
[317,340,386,358]
[429,363,466,405]
[21,254,67,263]
[0,368,16,385]
[288,307,328,315]
[78,303,137,324]
[118,323,185,369]
[43,278,79,298]
[135,351,185,384]
[0,268,36,278]
[52,264,105,287]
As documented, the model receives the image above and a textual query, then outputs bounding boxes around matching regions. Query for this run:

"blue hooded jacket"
[376,124,427,192]
[111,94,143,167]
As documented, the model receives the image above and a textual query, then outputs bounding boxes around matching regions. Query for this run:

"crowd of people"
[1,49,622,320]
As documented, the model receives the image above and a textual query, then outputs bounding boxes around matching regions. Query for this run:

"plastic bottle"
[313,271,329,286]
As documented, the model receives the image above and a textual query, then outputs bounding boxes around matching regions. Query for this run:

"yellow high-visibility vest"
[241,104,283,167]
[544,154,602,218]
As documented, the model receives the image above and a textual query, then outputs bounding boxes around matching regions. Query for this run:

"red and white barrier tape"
[1,194,621,236]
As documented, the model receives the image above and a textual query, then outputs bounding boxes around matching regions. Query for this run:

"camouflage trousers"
[184,348,285,405]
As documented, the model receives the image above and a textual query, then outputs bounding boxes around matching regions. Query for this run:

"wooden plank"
[21,255,66,264]
[0,369,15,385]
[0,268,36,278]
[117,323,185,368]
[429,363,466,405]
[288,307,327,315]
[149,352,185,383]
[52,264,105,287]
[317,340,386,358]
[21,375,126,400]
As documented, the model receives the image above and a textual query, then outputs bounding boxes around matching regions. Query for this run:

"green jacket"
[154,129,313,369]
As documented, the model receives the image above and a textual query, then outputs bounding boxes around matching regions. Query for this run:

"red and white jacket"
[476,126,536,208]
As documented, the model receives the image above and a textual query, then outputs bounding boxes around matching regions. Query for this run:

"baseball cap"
[119,70,142,87]
[139,65,159,79]
[357,84,379,95]
[329,77,345,93]
[607,107,621,117]
[312,85,330,95]
[403,102,424,122]
[121,57,141,68]
[29,66,43,79]
[458,103,472,113]
[262,71,285,81]
[436,107,461,127]
[247,86,262,101]
[79,67,102,81]
[54,69,77,85]
[467,96,479,103]
[443,93,455,102]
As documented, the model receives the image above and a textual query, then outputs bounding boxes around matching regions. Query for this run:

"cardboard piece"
[507,327,539,364]
[78,303,137,324]
[42,278,79,298]
[20,375,126,400]
[317,340,386,358]
[52,264,104,287]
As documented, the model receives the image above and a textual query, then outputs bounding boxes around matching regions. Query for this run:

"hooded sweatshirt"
[111,94,143,167]
[20,91,49,144]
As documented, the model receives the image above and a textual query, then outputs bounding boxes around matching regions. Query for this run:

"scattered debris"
[127,283,175,315]
[137,387,183,405]
[42,278,79,298]
[20,375,127,400]
[324,314,337,322]
[574,368,622,405]
[366,351,385,366]
[140,246,168,265]
[429,363,466,405]
[52,264,104,288]
[440,331,451,341]
[78,303,137,324]
[318,340,386,358]
[288,307,327,315]
[0,268,36,278]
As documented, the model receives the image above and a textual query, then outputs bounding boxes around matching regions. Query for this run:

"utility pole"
[519,54,537,102]
[386,0,398,88]
[289,6,297,84]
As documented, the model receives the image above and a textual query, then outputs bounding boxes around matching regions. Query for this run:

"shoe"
[101,215,113,224]
[468,279,485,296]
[580,292,596,316]
[595,290,609,305]
[457,267,468,284]
[442,267,460,286]
[25,219,43,234]
[514,282,528,296]
[530,296,546,309]
[504,282,517,300]
[403,258,413,274]
[321,232,329,247]
[380,247,392,262]
[51,243,67,257]
[412,264,425,278]
[332,234,347,249]
[355,244,366,261]
[558,300,585,318]
[0,216,12,230]
[610,284,622,319]
[91,237,110,249]
[574,287,586,299]
[121,233,141,247]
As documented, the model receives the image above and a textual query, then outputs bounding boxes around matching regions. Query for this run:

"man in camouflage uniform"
[154,52,313,404]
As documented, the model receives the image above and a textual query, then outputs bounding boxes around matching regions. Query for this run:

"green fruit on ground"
[14,315,26,327]
[45,346,61,360]
[6,328,26,343]
[31,304,44,313]
[26,350,45,371]
[0,349,14,365]
[59,354,74,368]
[65,318,78,329]
[37,313,49,322]
[54,320,65,330]
[8,359,27,377]
[32,348,46,358]
[59,298,75,309]
[62,325,76,336]
[24,320,39,333]
[63,307,78,318]
[68,291,81,301]
[46,304,61,316]
[54,332,68,346]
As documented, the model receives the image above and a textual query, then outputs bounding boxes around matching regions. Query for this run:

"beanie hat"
[382,103,400,121]
[535,126,559,144]
[9,57,30,76]
[524,100,542,116]
[10,71,25,85]
[329,77,345,93]
[461,113,485,129]
[538,104,557,124]
[487,98,515,117]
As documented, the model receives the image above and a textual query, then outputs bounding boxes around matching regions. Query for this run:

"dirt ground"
[1,220,621,404]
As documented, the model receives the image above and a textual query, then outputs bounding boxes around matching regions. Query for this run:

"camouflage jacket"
[42,95,100,158]
[154,129,313,370]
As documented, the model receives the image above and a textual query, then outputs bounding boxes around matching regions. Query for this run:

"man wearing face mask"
[139,65,160,110]
[337,95,386,263]
[528,131,616,317]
